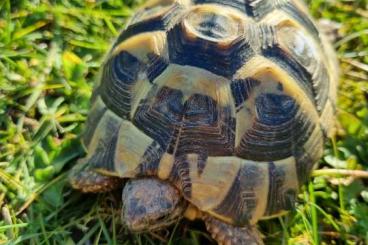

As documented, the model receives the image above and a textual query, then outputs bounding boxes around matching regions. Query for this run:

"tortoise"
[69,0,338,244]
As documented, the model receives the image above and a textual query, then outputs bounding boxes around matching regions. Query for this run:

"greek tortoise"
[69,0,338,244]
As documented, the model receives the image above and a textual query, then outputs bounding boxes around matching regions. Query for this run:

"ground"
[0,0,368,244]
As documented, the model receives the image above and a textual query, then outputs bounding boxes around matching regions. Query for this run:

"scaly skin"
[69,160,121,193]
[204,215,264,245]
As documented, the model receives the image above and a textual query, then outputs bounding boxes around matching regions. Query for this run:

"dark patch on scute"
[133,86,184,150]
[176,94,235,156]
[194,12,234,39]
[214,163,265,226]
[146,53,169,83]
[255,93,296,125]
[100,51,144,119]
[236,94,317,161]
[111,51,143,83]
[88,118,120,172]
[168,23,253,78]
[183,94,218,126]
[277,82,283,91]
[138,141,165,176]
[231,78,261,109]
[169,155,192,198]
[197,153,208,176]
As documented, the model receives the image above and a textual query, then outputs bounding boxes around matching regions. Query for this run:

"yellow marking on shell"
[320,100,336,138]
[182,4,248,45]
[112,31,168,63]
[130,77,153,119]
[114,120,154,177]
[188,155,241,211]
[234,55,320,123]
[154,64,232,107]
[84,108,122,161]
[158,153,175,180]
[234,106,255,147]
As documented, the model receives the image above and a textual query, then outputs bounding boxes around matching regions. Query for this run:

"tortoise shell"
[81,0,338,226]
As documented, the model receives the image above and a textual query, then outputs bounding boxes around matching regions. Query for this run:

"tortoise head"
[122,178,186,232]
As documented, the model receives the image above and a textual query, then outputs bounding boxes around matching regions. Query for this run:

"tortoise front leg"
[204,215,264,245]
[69,160,121,193]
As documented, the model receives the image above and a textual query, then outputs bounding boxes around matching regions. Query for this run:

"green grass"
[0,0,368,244]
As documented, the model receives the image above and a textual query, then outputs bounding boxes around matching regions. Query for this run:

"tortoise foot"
[204,215,264,245]
[69,160,121,193]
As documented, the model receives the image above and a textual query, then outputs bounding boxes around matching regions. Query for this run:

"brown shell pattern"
[81,0,338,226]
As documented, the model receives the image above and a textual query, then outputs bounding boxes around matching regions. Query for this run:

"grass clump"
[1,0,368,244]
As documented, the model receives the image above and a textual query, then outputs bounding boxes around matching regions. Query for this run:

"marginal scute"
[294,125,324,185]
[114,120,156,177]
[264,159,298,216]
[86,110,122,173]
[213,158,269,225]
[82,97,107,148]
[319,100,336,138]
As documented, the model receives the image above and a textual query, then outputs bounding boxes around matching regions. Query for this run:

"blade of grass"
[308,182,319,245]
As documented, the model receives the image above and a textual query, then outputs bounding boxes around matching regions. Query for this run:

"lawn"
[0,0,368,244]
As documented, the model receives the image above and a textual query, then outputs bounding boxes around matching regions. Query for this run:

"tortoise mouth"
[121,178,187,232]
[123,206,185,232]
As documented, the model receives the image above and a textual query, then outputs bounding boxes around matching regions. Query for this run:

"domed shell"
[81,0,338,226]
